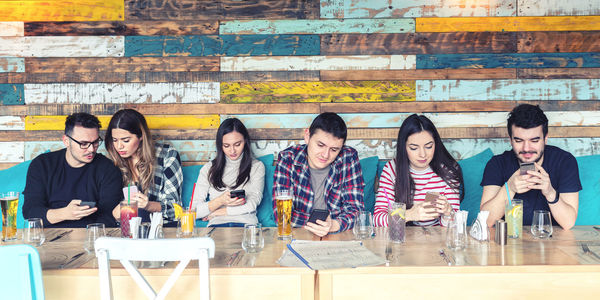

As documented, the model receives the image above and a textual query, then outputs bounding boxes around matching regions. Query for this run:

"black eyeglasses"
[66,134,103,149]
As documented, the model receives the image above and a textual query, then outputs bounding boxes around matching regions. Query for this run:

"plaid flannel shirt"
[148,143,183,222]
[272,144,365,232]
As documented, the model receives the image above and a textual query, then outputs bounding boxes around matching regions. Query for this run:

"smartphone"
[519,162,535,175]
[230,190,246,199]
[79,201,96,208]
[308,209,329,223]
[424,192,439,208]
[122,186,139,200]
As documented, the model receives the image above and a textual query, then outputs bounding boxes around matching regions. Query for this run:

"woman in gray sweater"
[191,118,265,227]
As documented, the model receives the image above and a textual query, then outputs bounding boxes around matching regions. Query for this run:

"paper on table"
[277,240,386,270]
[149,212,162,239]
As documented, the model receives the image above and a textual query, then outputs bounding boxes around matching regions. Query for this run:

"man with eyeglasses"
[23,113,122,227]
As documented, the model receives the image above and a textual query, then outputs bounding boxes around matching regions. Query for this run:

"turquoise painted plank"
[416,79,600,101]
[417,53,600,69]
[0,84,24,105]
[320,0,516,18]
[0,57,24,72]
[125,35,320,57]
[219,19,414,34]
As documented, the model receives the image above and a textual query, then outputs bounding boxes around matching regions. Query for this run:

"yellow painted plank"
[0,0,124,22]
[416,16,600,32]
[25,115,220,131]
[220,81,416,103]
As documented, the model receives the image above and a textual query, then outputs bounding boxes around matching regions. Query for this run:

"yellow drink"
[505,200,523,238]
[1,193,19,241]
[179,210,196,236]
[276,197,293,239]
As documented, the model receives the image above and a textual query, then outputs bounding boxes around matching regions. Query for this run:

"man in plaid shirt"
[273,113,365,237]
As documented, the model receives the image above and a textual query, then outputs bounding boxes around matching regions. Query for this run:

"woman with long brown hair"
[105,109,183,225]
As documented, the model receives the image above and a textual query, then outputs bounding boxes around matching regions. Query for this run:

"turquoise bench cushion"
[360,156,379,213]
[575,155,600,225]
[0,160,32,230]
[458,148,494,225]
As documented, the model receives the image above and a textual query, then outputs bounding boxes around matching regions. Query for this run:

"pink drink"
[120,201,138,238]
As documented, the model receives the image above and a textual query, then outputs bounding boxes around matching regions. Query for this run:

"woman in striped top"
[374,114,463,227]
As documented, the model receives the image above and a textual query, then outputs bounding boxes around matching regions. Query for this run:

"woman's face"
[405,130,435,171]
[222,131,245,161]
[111,128,142,159]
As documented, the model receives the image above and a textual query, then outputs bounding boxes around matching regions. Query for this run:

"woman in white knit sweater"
[191,118,265,227]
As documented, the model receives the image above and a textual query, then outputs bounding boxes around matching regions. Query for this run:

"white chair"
[95,237,215,300]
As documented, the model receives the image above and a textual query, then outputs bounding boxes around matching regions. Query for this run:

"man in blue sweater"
[23,113,122,228]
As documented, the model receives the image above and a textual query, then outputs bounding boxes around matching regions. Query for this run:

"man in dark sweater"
[23,113,122,228]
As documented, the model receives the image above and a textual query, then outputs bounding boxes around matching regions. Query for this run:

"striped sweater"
[374,159,460,227]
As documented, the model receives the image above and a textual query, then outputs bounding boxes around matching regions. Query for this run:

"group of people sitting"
[22,104,581,237]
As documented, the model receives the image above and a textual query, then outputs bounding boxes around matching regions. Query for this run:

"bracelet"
[547,193,560,204]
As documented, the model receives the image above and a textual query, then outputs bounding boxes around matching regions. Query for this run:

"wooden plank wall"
[1,0,600,169]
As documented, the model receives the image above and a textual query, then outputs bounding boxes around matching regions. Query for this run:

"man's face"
[510,125,547,163]
[63,125,100,167]
[304,129,344,170]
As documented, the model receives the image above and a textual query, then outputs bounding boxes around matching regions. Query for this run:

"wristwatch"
[547,192,559,204]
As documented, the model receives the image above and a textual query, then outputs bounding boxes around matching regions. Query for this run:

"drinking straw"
[384,189,392,207]
[505,182,511,206]
[189,183,196,211]
[128,183,131,205]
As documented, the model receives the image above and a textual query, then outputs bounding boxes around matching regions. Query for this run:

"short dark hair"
[309,112,347,142]
[65,113,101,135]
[507,104,548,138]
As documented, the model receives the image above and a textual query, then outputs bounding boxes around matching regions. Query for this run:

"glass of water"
[23,218,45,247]
[531,210,553,239]
[242,223,264,253]
[353,211,374,239]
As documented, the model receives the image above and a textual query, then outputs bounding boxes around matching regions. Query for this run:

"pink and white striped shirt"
[374,159,460,227]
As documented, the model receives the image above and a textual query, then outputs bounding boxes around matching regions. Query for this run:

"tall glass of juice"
[505,199,523,238]
[1,192,19,241]
[120,200,138,238]
[275,189,293,240]
[177,210,196,237]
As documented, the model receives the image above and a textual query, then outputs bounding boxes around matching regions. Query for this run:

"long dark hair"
[105,109,156,192]
[209,118,253,190]
[394,114,463,208]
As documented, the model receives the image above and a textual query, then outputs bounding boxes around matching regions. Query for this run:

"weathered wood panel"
[517,68,600,79]
[0,142,24,163]
[25,115,220,131]
[24,21,218,36]
[320,33,517,55]
[518,0,600,16]
[0,73,128,84]
[0,83,24,105]
[320,0,516,18]
[220,55,416,71]
[321,69,518,80]
[416,16,600,32]
[125,35,319,57]
[24,82,220,104]
[126,0,319,20]
[0,57,24,72]
[219,19,414,34]
[125,71,320,83]
[25,57,220,73]
[417,53,600,69]
[0,22,23,36]
[0,116,24,130]
[0,36,124,57]
[416,79,600,101]
[0,0,124,22]
[220,81,415,103]
[518,32,600,53]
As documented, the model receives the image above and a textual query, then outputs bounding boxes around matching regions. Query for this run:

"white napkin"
[149,212,163,239]
[129,217,142,239]
[470,211,490,241]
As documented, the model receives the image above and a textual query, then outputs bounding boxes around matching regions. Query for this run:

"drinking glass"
[353,211,374,239]
[388,202,406,243]
[242,223,264,253]
[137,222,151,239]
[275,188,293,240]
[446,212,467,250]
[1,191,20,241]
[531,210,553,239]
[120,200,138,238]
[85,223,106,252]
[177,210,196,237]
[505,199,523,238]
[24,218,45,247]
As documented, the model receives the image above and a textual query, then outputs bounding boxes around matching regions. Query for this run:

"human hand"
[526,162,556,199]
[304,215,337,237]
[216,191,245,207]
[406,202,439,221]
[434,194,453,216]
[205,208,227,220]
[508,169,532,194]
[63,199,97,220]
[131,192,149,209]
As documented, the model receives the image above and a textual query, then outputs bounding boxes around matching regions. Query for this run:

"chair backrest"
[95,237,215,300]
[0,244,45,300]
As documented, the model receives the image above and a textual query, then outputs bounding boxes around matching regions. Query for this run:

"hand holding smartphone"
[308,209,329,223]
[424,192,439,209]
[78,201,97,208]
[519,162,535,175]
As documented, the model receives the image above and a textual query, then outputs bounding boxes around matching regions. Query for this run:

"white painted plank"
[0,22,24,36]
[518,0,600,16]
[0,36,124,57]
[0,142,24,163]
[24,82,220,104]
[220,55,416,71]
[219,19,414,34]
[0,116,24,130]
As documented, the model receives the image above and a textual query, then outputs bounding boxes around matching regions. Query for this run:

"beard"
[516,149,544,163]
